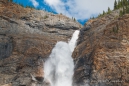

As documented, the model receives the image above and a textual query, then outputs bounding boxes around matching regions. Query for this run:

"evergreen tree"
[118,0,122,8]
[128,0,129,12]
[123,0,127,6]
[114,0,118,10]
[125,2,128,13]
[103,11,105,15]
[120,0,123,7]
[126,0,129,13]
[107,7,111,14]
[121,0,126,14]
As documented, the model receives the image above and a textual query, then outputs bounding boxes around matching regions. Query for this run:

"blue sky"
[13,0,116,25]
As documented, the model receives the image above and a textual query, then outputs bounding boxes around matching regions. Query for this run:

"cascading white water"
[44,30,80,86]
[68,30,80,52]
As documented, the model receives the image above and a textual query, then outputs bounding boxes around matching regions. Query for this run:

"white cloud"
[30,0,39,7]
[44,0,116,20]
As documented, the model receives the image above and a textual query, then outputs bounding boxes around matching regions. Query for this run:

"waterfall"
[44,30,80,86]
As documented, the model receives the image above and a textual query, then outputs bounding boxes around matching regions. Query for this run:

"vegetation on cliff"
[97,0,129,18]
[115,0,129,16]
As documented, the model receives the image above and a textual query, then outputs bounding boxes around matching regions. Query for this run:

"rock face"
[0,36,13,60]
[73,10,129,86]
[1,0,129,86]
[0,0,81,86]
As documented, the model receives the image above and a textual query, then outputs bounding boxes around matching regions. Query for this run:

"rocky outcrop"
[73,11,129,86]
[0,1,81,86]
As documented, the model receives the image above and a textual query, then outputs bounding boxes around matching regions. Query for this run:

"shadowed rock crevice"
[73,49,95,86]
[0,35,13,60]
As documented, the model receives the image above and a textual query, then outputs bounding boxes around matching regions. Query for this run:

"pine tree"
[107,7,111,14]
[103,11,105,15]
[125,1,128,13]
[121,0,126,14]
[123,0,127,5]
[114,0,118,10]
[118,0,121,8]
[120,0,123,7]
[126,0,129,13]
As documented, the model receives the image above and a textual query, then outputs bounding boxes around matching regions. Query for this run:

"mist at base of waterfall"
[44,30,80,86]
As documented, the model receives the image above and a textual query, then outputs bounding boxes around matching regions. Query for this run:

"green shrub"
[44,15,49,19]
[112,24,119,33]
